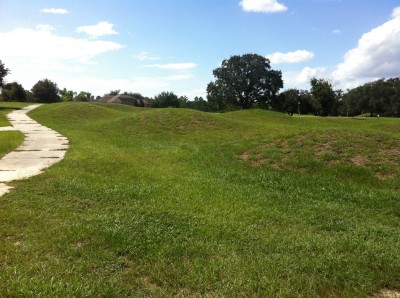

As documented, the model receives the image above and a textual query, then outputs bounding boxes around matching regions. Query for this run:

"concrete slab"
[0,104,69,195]
[0,168,43,182]
[0,183,13,196]
[4,150,66,159]
[0,126,16,131]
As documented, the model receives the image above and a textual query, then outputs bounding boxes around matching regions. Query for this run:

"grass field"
[0,102,399,297]
[0,103,27,158]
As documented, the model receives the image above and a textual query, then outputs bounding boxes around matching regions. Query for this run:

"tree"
[271,89,316,116]
[206,81,227,111]
[31,79,60,103]
[310,78,337,116]
[60,88,76,101]
[274,89,301,116]
[151,91,181,108]
[0,82,27,102]
[207,53,283,110]
[342,78,400,117]
[104,89,120,96]
[0,60,10,88]
[184,96,210,112]
[123,91,145,99]
[75,91,93,102]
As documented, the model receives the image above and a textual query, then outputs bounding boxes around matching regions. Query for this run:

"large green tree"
[207,54,283,110]
[1,82,27,102]
[274,89,301,116]
[31,79,60,103]
[310,78,338,116]
[0,60,10,88]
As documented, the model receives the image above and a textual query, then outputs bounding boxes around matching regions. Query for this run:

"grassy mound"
[0,102,30,126]
[0,131,24,159]
[1,102,399,297]
[0,103,28,158]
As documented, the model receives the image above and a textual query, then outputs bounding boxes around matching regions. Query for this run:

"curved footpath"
[0,104,68,196]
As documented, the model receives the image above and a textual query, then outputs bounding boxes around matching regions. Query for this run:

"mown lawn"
[0,102,399,297]
[0,103,28,158]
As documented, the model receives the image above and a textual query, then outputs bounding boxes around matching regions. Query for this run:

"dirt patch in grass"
[251,158,268,168]
[349,154,369,166]
[141,277,161,290]
[374,289,400,298]
[238,151,250,161]
[238,130,400,185]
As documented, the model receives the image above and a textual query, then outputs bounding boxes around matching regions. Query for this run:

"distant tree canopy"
[310,78,342,116]
[342,78,400,117]
[151,91,182,108]
[123,91,145,100]
[0,82,27,102]
[60,88,76,102]
[0,60,10,88]
[183,96,210,112]
[207,54,283,110]
[75,91,93,102]
[104,90,120,96]
[31,79,60,103]
[272,89,314,116]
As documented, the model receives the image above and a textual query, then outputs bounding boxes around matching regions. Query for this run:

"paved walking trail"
[0,104,68,196]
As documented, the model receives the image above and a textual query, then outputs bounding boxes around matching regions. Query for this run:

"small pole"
[298,101,300,116]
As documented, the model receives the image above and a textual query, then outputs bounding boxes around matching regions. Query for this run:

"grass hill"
[1,102,399,297]
[0,103,27,158]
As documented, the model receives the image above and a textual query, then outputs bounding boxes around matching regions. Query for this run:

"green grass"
[0,102,399,297]
[0,131,24,159]
[0,103,27,158]
[0,102,30,126]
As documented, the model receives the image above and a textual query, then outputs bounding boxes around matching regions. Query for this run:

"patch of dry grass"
[239,130,400,188]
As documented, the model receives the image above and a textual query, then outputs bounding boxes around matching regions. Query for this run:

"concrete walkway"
[0,104,69,196]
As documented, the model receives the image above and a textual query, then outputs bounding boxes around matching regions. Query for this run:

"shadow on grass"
[0,107,22,111]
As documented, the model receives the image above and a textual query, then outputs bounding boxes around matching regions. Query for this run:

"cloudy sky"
[0,0,399,99]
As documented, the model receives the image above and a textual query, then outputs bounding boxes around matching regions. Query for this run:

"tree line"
[1,57,400,117]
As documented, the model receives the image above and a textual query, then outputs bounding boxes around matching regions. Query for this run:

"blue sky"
[1,0,399,99]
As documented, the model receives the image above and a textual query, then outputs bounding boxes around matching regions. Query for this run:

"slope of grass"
[0,131,24,159]
[0,102,29,126]
[0,103,27,158]
[0,102,399,297]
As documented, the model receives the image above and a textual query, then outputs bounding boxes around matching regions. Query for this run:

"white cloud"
[76,22,118,38]
[57,74,200,98]
[281,67,328,89]
[0,26,123,88]
[392,7,400,18]
[142,63,197,70]
[59,76,170,97]
[180,87,207,100]
[134,51,161,61]
[332,29,341,34]
[41,8,68,14]
[296,67,318,83]
[164,74,194,81]
[267,50,314,64]
[240,0,287,13]
[332,17,400,86]
[36,24,56,32]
